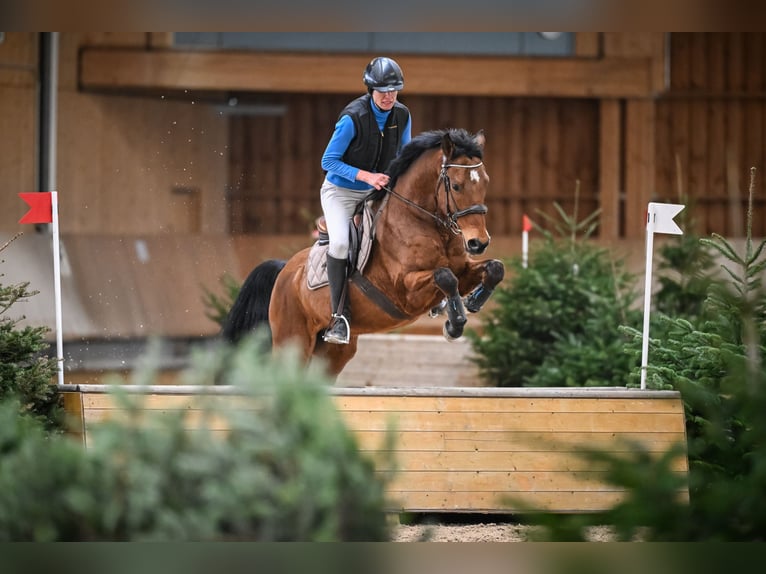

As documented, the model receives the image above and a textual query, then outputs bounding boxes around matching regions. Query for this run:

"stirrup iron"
[323,314,350,345]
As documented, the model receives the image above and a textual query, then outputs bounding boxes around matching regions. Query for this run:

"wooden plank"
[62,392,85,442]
[81,393,258,410]
[524,101,544,218]
[340,411,683,433]
[542,102,559,204]
[352,430,687,452]
[708,33,727,93]
[83,409,233,430]
[670,33,692,91]
[690,99,710,228]
[382,469,687,492]
[508,99,525,233]
[574,33,600,57]
[79,49,656,98]
[83,394,683,418]
[83,387,683,414]
[650,33,669,93]
[690,33,708,90]
[148,33,173,49]
[0,86,36,228]
[484,97,510,234]
[367,451,689,473]
[727,33,745,92]
[744,33,764,93]
[598,99,622,239]
[333,395,684,414]
[0,32,37,87]
[385,489,687,513]
[707,98,727,233]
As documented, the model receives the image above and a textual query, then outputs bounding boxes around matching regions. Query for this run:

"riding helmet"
[363,57,404,92]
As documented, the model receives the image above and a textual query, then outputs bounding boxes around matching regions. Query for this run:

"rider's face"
[372,89,399,111]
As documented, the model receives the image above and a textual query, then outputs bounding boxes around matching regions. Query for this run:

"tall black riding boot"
[323,255,351,344]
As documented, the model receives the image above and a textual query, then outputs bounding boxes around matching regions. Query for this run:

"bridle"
[383,158,488,235]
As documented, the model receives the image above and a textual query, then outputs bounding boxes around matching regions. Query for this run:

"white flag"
[641,202,685,389]
[647,202,684,235]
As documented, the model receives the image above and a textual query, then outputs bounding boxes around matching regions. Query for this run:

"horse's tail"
[221,259,287,344]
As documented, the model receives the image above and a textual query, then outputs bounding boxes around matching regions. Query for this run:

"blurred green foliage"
[468,201,642,387]
[0,336,391,541]
[0,236,61,430]
[528,169,766,540]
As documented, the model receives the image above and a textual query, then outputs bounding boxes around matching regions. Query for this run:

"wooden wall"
[226,33,766,240]
[4,32,766,242]
[0,33,230,235]
[228,94,600,237]
[0,33,37,209]
[654,33,766,237]
[62,384,689,514]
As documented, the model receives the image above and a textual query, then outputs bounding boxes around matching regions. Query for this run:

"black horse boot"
[323,255,351,344]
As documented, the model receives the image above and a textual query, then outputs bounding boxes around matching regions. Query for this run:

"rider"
[319,56,412,344]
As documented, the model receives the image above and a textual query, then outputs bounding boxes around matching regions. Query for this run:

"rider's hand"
[358,170,390,190]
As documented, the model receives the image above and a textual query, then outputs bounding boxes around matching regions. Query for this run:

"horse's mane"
[385,128,484,191]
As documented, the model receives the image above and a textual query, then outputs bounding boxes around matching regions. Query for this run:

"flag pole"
[640,209,655,390]
[522,214,531,269]
[640,202,685,390]
[51,191,64,385]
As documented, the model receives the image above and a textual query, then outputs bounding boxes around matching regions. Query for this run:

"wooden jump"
[61,384,689,514]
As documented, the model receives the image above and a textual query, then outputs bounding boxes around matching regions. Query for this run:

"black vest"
[339,94,410,174]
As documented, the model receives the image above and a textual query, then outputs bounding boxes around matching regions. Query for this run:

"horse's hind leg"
[433,267,467,341]
[314,336,359,378]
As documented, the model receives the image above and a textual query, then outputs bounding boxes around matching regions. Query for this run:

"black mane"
[386,128,484,190]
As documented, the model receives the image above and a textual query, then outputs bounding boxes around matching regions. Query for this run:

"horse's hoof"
[443,321,462,342]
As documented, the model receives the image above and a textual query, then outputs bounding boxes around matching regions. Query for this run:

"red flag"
[19,192,53,224]
[522,214,532,232]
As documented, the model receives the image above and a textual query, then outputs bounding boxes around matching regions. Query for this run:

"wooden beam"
[575,33,601,57]
[80,48,656,98]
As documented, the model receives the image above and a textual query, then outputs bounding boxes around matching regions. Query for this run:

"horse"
[222,128,505,377]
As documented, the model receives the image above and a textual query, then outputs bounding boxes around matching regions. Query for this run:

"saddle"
[306,200,376,290]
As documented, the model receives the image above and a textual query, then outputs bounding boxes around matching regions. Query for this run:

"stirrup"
[323,314,350,345]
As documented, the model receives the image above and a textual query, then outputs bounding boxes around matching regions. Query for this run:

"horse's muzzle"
[465,237,489,255]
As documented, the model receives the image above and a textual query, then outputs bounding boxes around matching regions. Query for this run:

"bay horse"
[222,128,505,377]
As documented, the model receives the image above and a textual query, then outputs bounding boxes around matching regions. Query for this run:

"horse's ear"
[474,129,486,150]
[441,132,455,160]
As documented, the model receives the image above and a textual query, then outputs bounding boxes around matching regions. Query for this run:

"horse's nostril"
[467,238,489,254]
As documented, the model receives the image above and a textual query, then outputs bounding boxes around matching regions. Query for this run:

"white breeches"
[320,177,367,259]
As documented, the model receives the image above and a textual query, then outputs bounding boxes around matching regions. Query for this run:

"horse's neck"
[374,179,454,258]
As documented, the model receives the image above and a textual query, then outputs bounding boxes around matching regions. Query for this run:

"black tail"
[222,259,286,344]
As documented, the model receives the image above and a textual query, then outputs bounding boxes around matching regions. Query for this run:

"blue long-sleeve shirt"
[321,101,412,191]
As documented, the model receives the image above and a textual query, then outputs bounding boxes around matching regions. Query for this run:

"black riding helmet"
[363,57,404,93]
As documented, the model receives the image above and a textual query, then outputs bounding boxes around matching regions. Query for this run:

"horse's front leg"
[433,267,468,341]
[429,258,505,318]
[462,258,505,313]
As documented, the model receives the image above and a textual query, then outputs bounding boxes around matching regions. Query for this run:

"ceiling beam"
[80,48,657,98]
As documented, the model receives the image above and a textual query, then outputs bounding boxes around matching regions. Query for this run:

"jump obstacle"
[62,381,688,514]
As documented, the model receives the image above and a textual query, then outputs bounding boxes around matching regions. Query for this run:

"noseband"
[384,159,488,236]
[439,160,488,235]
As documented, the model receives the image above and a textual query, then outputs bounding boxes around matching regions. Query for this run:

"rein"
[383,159,487,236]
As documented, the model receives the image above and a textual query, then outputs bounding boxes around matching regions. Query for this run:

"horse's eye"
[452,183,461,192]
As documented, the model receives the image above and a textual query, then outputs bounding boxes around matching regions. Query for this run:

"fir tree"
[469,186,642,387]
[0,234,61,430]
